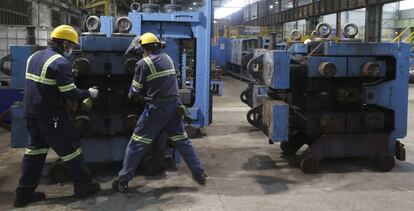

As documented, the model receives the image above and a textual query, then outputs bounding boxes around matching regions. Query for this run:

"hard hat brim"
[125,36,141,55]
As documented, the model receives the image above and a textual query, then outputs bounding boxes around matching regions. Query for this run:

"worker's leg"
[117,140,147,183]
[165,103,205,177]
[15,117,48,207]
[174,139,204,175]
[17,117,49,191]
[118,102,170,184]
[37,112,99,197]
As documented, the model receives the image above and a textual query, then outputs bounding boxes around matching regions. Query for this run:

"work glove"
[129,93,145,105]
[88,87,99,98]
[177,104,192,124]
[81,98,93,112]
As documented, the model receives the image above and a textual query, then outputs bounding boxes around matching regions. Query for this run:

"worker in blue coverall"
[112,33,207,193]
[14,25,101,208]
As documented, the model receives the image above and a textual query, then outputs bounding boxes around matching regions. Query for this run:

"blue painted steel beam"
[10,46,33,89]
[138,12,200,22]
[79,36,134,52]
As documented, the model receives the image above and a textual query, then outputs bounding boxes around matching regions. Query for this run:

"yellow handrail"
[403,32,414,43]
[392,23,414,42]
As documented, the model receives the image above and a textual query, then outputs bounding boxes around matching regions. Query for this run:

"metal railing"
[392,23,414,43]
[391,23,414,52]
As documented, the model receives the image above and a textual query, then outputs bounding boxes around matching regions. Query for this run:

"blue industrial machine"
[0,47,30,130]
[246,23,410,173]
[240,31,303,109]
[211,37,228,70]
[0,26,38,127]
[224,37,270,81]
[7,0,212,181]
[239,49,269,108]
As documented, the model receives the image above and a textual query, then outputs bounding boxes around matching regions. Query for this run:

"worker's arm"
[54,60,90,101]
[129,61,148,98]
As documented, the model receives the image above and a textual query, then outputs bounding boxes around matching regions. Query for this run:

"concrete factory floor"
[1,76,414,210]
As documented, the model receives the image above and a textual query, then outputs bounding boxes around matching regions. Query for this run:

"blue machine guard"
[263,99,289,143]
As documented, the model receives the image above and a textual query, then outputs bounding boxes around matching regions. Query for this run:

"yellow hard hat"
[139,33,160,45]
[51,25,79,45]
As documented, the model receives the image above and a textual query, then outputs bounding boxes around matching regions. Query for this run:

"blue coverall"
[18,47,93,194]
[118,50,204,183]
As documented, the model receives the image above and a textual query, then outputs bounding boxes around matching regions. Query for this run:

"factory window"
[243,7,249,21]
[51,10,61,27]
[382,0,414,42]
[297,19,306,37]
[70,15,80,27]
[283,19,306,39]
[268,0,280,13]
[0,0,31,25]
[298,0,312,7]
[340,8,366,40]
[250,3,258,20]
[318,13,337,37]
[382,2,399,42]
[281,0,293,11]
[284,21,296,39]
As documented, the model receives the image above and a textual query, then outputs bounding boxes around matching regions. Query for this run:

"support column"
[278,0,282,13]
[365,4,383,42]
[336,12,341,37]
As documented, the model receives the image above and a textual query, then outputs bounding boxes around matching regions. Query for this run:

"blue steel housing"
[0,46,31,119]
[8,1,212,166]
[125,8,212,128]
[240,42,305,109]
[246,35,411,173]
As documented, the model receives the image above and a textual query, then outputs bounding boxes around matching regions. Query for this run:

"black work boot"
[193,173,207,186]
[14,190,46,208]
[112,180,129,193]
[74,182,101,198]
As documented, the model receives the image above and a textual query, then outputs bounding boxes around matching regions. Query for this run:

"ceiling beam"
[244,0,400,26]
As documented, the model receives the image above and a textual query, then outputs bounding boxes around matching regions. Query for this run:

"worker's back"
[24,47,71,116]
[138,51,179,101]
